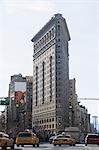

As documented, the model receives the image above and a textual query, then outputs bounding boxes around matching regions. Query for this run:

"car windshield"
[65,136,71,138]
[18,133,32,138]
[50,136,55,139]
[0,132,9,138]
[88,135,99,138]
[57,136,66,138]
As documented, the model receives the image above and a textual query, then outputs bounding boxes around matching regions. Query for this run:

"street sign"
[0,97,10,105]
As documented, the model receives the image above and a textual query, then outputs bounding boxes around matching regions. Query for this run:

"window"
[42,62,45,104]
[46,33,49,42]
[52,124,54,128]
[87,134,99,138]
[18,133,32,138]
[35,66,38,106]
[50,56,52,101]
[58,39,60,42]
[37,42,39,49]
[49,31,51,40]
[57,25,60,30]
[43,35,46,44]
[58,55,60,58]
[52,118,54,121]
[57,135,65,138]
[51,28,54,37]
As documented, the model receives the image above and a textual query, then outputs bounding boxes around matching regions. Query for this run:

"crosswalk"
[14,144,99,150]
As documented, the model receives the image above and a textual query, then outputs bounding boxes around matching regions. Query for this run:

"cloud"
[2,0,55,15]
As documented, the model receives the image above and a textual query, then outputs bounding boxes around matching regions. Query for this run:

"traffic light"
[16,103,19,107]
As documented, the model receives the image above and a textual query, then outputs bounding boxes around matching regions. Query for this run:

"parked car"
[15,131,39,147]
[85,133,99,146]
[52,134,76,146]
[49,135,57,144]
[0,132,14,149]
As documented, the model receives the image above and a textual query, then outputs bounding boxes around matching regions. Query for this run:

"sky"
[0,0,99,124]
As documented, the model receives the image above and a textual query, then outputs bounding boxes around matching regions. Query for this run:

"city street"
[0,2,99,150]
[13,143,99,150]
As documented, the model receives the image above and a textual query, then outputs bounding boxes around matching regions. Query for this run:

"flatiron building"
[31,14,70,135]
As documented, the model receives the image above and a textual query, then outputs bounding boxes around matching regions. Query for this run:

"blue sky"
[0,0,99,123]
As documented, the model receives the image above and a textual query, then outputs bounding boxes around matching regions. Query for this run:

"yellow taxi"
[15,131,39,147]
[0,132,14,149]
[52,134,76,146]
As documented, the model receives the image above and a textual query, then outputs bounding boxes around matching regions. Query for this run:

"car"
[85,133,99,146]
[15,131,39,147]
[52,134,76,146]
[0,132,14,149]
[49,135,57,144]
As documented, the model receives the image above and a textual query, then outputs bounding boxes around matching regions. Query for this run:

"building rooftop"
[31,13,70,42]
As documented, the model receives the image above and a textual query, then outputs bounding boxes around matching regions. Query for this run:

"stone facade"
[0,110,6,132]
[31,14,70,135]
[7,74,33,136]
[68,79,91,142]
[79,105,90,135]
[69,79,80,127]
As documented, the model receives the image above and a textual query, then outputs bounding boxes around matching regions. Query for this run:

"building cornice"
[31,13,70,42]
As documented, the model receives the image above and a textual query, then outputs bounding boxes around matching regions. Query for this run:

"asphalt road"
[13,143,99,150]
